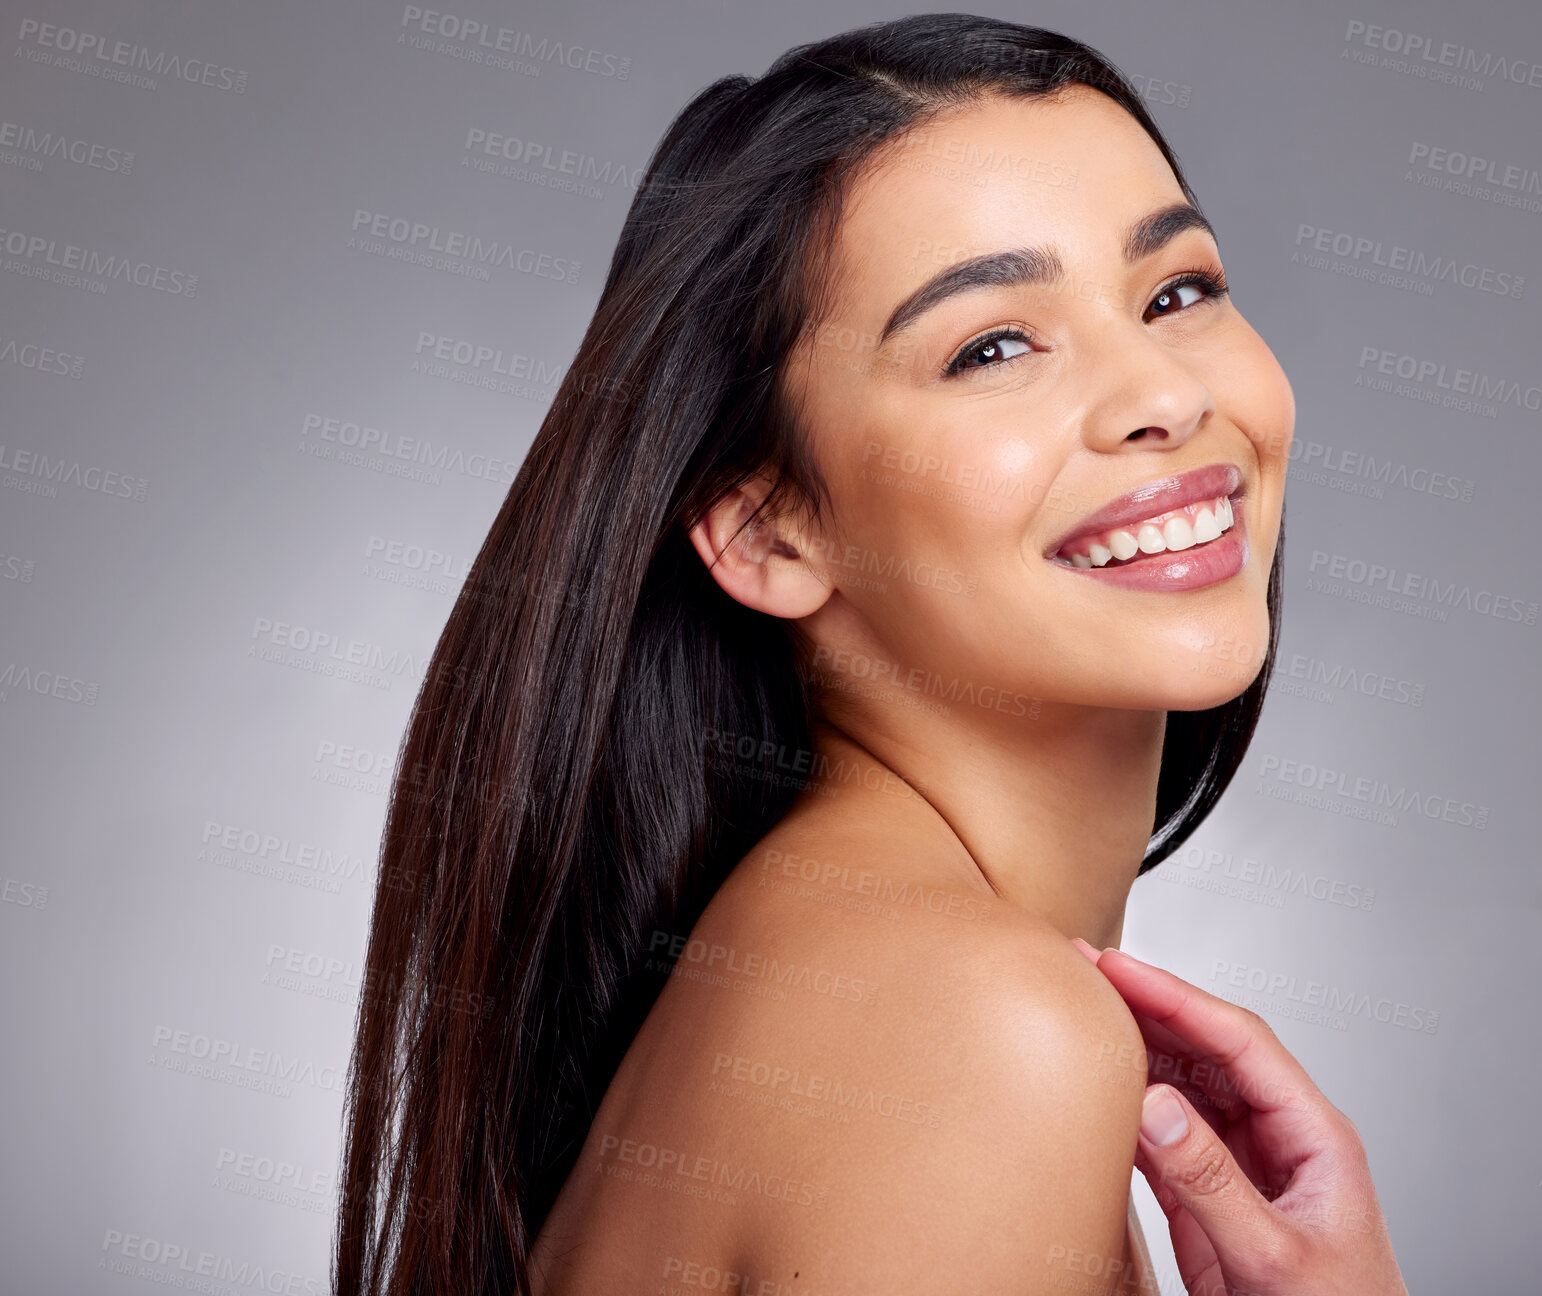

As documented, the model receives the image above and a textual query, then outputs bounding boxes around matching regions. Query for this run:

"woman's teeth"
[1057,495,1235,569]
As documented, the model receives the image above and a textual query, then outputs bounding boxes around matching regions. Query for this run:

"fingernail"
[1140,1086,1188,1147]
[1070,937,1100,963]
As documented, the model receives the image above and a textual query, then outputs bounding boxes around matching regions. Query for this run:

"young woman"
[333,15,1409,1295]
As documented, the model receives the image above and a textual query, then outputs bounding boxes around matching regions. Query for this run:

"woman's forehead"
[806,88,1189,346]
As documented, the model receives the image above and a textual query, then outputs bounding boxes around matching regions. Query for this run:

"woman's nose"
[1074,325,1215,454]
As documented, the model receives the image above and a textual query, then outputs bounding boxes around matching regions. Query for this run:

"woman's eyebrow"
[874,202,1217,353]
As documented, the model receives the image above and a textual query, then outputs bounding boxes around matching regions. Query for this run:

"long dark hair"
[332,13,1283,1294]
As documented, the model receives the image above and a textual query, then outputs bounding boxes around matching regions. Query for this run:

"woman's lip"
[1042,462,1244,558]
[1052,500,1249,591]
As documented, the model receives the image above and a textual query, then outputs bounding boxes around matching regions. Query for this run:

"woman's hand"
[1071,938,1410,1296]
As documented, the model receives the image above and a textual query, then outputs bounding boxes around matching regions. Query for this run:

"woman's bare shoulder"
[533,818,1150,1291]
[649,828,1152,1290]
[697,812,1146,1052]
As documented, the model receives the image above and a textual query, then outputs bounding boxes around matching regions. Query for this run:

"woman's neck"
[800,704,1165,950]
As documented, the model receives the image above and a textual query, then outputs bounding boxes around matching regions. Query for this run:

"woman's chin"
[1156,655,1268,711]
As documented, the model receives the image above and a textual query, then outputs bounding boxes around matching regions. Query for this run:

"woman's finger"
[1090,947,1323,1123]
[1136,1083,1300,1294]
[1077,939,1257,1123]
[1125,1012,1254,1126]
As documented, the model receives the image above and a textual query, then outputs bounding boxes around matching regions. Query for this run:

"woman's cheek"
[1237,341,1297,472]
[966,433,1063,539]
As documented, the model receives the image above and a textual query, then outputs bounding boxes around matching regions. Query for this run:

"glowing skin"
[690,85,1294,949]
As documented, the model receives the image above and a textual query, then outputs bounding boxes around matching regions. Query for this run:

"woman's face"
[781,85,1294,712]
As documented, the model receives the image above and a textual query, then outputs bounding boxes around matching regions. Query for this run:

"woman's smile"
[1051,501,1247,591]
[1044,460,1250,591]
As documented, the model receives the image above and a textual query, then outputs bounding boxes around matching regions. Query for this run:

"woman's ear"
[687,477,833,619]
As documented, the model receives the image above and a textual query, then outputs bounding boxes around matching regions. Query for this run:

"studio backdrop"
[2,0,1538,1291]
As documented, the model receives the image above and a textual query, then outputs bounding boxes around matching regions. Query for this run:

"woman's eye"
[1144,271,1228,321]
[947,329,1033,375]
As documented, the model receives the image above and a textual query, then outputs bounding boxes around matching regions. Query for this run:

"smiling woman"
[331,13,1407,1296]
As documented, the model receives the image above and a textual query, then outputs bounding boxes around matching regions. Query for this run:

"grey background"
[2,0,1538,1290]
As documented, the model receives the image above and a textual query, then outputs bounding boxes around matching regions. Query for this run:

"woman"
[333,15,1409,1295]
